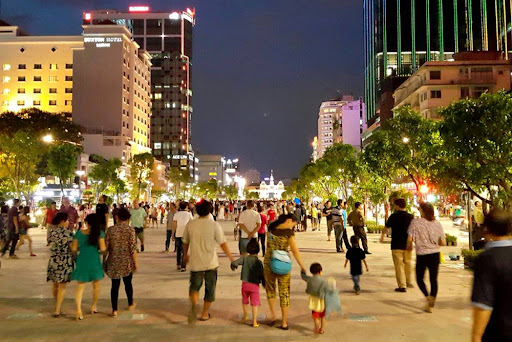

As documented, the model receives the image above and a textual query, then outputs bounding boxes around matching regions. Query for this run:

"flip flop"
[279,325,289,330]
[199,313,212,321]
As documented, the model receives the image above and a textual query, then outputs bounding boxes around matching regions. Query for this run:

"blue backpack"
[269,233,292,275]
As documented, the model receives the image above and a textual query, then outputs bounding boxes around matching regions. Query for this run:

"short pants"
[312,310,326,319]
[242,281,260,306]
[190,268,218,302]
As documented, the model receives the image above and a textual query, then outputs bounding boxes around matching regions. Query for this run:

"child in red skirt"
[231,239,265,327]
[301,263,332,334]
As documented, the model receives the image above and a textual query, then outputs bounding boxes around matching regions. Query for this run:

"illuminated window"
[33,100,41,106]
[34,76,41,81]
[34,64,42,69]
[65,88,72,93]
[49,88,57,94]
[17,88,25,94]
[2,88,10,94]
[154,93,162,99]
[154,142,162,149]
[2,76,10,82]
[17,100,25,106]
[49,64,58,70]
[34,88,41,94]
[49,100,57,106]
[65,100,72,106]
[18,76,26,82]
[2,100,9,106]
[65,76,73,81]
[49,76,58,82]
[18,64,26,69]
[2,64,11,70]
[65,64,73,69]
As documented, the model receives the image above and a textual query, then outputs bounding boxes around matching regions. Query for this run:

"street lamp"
[42,134,54,143]
[402,137,410,144]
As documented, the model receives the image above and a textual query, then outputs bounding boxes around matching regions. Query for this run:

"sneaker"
[181,267,186,272]
[364,251,372,255]
[9,254,19,259]
[395,287,407,293]
[177,266,181,271]
[140,245,144,252]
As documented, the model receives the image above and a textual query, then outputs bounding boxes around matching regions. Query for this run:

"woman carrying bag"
[264,213,307,330]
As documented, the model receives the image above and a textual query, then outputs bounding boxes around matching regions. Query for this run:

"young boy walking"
[301,263,332,334]
[231,239,265,327]
[345,236,369,294]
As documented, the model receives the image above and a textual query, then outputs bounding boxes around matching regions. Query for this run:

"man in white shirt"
[237,200,261,256]
[173,201,193,271]
[183,200,234,323]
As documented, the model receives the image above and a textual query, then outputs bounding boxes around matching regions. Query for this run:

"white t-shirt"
[182,217,227,272]
[238,209,261,239]
[173,211,193,238]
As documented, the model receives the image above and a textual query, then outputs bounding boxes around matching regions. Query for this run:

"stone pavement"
[0,218,473,342]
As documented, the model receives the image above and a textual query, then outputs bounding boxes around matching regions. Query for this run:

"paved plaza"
[0,218,472,342]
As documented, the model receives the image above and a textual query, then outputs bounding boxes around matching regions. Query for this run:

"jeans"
[351,275,361,290]
[334,224,344,251]
[416,252,440,297]
[327,220,333,236]
[392,249,413,288]
[342,226,351,250]
[1,231,19,256]
[353,226,369,252]
[111,273,133,311]
[165,230,173,251]
[258,233,266,256]
[175,237,185,267]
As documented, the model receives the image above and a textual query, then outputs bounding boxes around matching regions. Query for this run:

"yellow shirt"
[473,207,484,224]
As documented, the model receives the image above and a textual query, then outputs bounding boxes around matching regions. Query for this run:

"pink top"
[408,217,444,256]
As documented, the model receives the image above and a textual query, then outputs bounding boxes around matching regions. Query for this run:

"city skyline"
[0,0,364,178]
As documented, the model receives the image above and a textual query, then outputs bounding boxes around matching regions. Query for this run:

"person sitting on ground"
[231,239,265,327]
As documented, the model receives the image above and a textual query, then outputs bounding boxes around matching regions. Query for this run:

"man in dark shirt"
[1,199,20,258]
[347,202,370,254]
[96,195,109,231]
[472,209,512,342]
[381,199,414,292]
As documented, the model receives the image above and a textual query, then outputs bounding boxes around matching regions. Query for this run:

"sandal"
[199,313,212,321]
[280,325,289,330]
[319,329,325,334]
[253,323,260,328]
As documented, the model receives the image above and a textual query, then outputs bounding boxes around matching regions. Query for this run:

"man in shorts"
[183,200,234,323]
[130,200,147,252]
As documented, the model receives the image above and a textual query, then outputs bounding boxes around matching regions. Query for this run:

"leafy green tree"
[47,144,82,198]
[244,189,259,200]
[222,185,238,200]
[436,92,512,208]
[321,143,359,200]
[88,158,123,197]
[197,179,218,199]
[151,187,166,202]
[167,167,190,197]
[129,153,154,200]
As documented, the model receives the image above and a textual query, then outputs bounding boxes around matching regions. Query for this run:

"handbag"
[269,233,292,274]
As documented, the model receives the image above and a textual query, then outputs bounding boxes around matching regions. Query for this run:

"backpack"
[269,233,292,275]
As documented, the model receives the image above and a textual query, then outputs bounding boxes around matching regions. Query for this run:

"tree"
[47,144,82,198]
[151,187,165,202]
[0,131,45,200]
[197,179,218,199]
[167,167,190,198]
[321,143,359,200]
[88,158,123,197]
[244,189,259,200]
[222,185,238,200]
[436,92,512,208]
[129,153,154,200]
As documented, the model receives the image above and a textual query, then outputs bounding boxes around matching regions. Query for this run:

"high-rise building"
[244,169,261,185]
[83,6,195,172]
[72,25,152,161]
[316,96,366,158]
[363,0,511,141]
[0,21,83,115]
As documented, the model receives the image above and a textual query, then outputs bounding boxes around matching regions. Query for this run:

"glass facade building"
[84,8,195,171]
[364,0,511,125]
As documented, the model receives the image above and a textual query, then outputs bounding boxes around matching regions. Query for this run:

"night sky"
[2,0,364,179]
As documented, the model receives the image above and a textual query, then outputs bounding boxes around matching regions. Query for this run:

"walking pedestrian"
[59,197,78,231]
[112,203,119,226]
[238,201,261,256]
[231,239,265,327]
[1,199,21,259]
[182,200,234,323]
[104,207,138,317]
[264,214,307,330]
[173,201,193,271]
[150,205,159,228]
[44,202,58,241]
[257,206,267,256]
[301,263,333,334]
[344,236,369,295]
[323,201,333,241]
[95,195,109,232]
[407,202,446,313]
[163,202,177,253]
[472,201,485,247]
[71,213,106,321]
[380,199,414,292]
[47,212,74,317]
[347,202,370,254]
[130,200,147,252]
[16,206,36,257]
[331,200,345,253]
[471,209,512,342]
[267,204,276,223]
[341,201,350,250]
[311,204,319,231]
[77,205,86,230]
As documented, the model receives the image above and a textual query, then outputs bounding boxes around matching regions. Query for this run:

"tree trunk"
[59,178,64,201]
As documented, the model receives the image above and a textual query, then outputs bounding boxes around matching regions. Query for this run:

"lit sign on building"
[129,6,150,12]
[209,172,218,176]
[84,36,122,48]
[84,13,92,21]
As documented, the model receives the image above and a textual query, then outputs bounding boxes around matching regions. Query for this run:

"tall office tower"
[363,0,510,138]
[83,6,195,173]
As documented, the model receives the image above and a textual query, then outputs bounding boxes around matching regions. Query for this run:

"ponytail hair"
[85,213,101,247]
[268,213,297,232]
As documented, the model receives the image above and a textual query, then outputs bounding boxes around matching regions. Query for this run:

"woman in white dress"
[218,202,225,221]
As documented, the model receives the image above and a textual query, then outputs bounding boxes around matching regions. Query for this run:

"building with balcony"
[393,52,512,118]
[0,21,83,115]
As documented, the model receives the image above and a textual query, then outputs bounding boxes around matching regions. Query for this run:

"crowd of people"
[0,195,511,340]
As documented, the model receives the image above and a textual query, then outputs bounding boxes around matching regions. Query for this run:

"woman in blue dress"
[71,213,106,321]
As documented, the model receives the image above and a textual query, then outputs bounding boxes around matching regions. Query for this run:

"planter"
[447,241,457,246]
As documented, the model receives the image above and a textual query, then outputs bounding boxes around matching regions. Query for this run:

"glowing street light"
[402,137,410,144]
[42,134,54,143]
